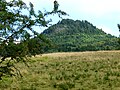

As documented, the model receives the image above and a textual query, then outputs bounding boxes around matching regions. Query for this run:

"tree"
[117,24,120,44]
[0,0,67,79]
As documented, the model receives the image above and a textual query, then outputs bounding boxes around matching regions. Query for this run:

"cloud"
[58,0,120,17]
[98,25,119,36]
[80,0,120,16]
[8,0,120,15]
[22,0,120,16]
[14,0,120,36]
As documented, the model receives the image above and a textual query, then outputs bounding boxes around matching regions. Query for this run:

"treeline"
[42,19,119,52]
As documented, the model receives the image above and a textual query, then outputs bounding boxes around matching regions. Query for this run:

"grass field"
[0,50,120,90]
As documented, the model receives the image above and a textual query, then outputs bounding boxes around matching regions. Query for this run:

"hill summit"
[42,19,119,52]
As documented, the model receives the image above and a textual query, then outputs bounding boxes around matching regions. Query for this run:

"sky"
[23,0,120,37]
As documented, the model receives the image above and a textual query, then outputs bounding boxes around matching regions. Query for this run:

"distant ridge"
[42,19,119,52]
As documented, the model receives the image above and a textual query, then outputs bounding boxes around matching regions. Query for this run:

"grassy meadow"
[1,50,120,90]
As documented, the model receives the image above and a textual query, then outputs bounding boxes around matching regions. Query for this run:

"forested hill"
[42,19,119,52]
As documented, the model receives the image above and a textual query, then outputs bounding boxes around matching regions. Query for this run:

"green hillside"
[42,19,119,52]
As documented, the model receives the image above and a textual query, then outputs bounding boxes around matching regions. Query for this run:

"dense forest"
[42,19,119,52]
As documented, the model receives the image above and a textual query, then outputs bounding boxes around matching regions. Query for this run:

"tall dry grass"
[0,50,120,90]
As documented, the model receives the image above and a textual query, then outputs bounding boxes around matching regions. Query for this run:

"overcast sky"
[23,0,120,36]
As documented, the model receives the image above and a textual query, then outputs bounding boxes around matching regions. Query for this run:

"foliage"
[27,34,52,56]
[0,51,120,89]
[42,19,119,52]
[117,24,120,45]
[0,0,67,79]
